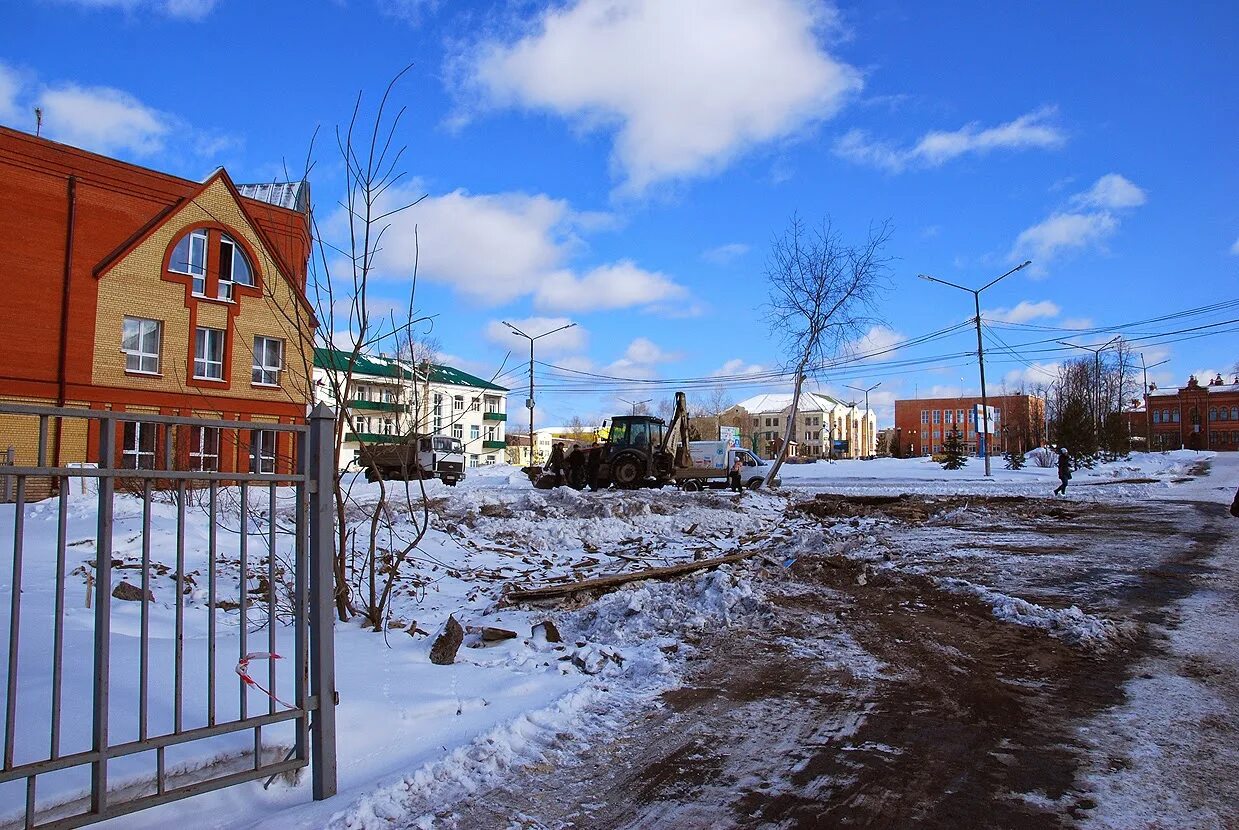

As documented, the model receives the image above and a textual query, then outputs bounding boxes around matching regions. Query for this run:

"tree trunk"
[765,370,804,486]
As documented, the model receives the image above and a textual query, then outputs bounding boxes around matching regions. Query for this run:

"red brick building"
[0,126,316,484]
[892,393,1046,458]
[1145,374,1239,452]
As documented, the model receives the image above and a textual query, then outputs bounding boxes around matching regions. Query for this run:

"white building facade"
[313,348,508,467]
[730,391,877,459]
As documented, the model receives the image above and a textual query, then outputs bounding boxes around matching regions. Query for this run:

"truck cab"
[680,440,777,489]
[357,434,466,486]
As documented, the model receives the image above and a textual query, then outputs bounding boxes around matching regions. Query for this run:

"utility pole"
[918,260,1032,476]
[502,320,576,467]
[1057,336,1121,439]
[845,382,881,459]
[619,398,651,416]
[1140,353,1169,451]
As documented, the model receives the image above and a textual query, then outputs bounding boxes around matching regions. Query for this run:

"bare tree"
[763,215,891,485]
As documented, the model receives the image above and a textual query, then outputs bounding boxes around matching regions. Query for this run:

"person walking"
[1053,447,1072,496]
[729,455,744,493]
[567,444,586,489]
[548,442,566,483]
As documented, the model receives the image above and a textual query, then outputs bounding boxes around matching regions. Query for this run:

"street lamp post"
[619,398,651,416]
[502,320,576,467]
[1056,336,1121,439]
[1140,353,1169,451]
[918,260,1033,476]
[845,382,881,459]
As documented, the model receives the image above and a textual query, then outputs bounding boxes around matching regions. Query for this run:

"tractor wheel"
[364,468,378,483]
[612,457,643,489]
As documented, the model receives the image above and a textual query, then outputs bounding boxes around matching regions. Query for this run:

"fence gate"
[0,403,337,828]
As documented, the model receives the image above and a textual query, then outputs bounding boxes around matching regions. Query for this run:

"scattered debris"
[532,621,562,643]
[111,581,152,602]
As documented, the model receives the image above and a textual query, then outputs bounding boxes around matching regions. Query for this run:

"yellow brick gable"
[91,177,313,409]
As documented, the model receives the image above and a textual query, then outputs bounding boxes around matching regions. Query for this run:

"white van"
[676,440,778,489]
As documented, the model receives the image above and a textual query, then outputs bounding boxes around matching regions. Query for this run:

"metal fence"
[0,402,337,828]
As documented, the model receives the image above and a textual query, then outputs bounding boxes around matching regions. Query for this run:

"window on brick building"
[121,422,157,470]
[194,327,225,379]
[122,317,162,374]
[921,410,929,424]
[189,426,219,472]
[250,429,276,474]
[1171,410,1180,423]
[170,230,208,294]
[1153,410,1161,424]
[216,235,254,301]
[932,410,941,424]
[252,336,283,386]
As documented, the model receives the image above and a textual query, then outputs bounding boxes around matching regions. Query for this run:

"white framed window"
[470,424,480,441]
[468,455,479,468]
[250,429,276,474]
[433,393,443,433]
[485,425,496,441]
[121,422,157,470]
[470,397,481,412]
[453,395,465,412]
[194,327,225,380]
[170,230,209,294]
[452,422,463,440]
[382,419,394,435]
[252,336,283,386]
[189,426,219,472]
[485,455,496,464]
[354,416,370,434]
[121,317,161,374]
[216,234,254,301]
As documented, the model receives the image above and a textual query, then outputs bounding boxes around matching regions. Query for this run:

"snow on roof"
[734,391,851,415]
[236,181,309,213]
[313,347,508,391]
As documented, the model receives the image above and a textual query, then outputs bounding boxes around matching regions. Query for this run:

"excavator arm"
[659,391,692,467]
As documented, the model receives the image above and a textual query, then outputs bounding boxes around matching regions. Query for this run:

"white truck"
[356,434,467,486]
[674,440,777,490]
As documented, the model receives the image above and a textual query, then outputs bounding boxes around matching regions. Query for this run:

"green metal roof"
[313,347,508,391]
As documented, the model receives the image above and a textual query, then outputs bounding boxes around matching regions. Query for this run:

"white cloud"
[701,243,750,265]
[846,325,904,360]
[459,0,861,192]
[0,64,21,124]
[1012,211,1118,264]
[352,185,689,311]
[1002,362,1062,388]
[1230,236,1239,256]
[834,107,1064,172]
[36,84,171,157]
[622,337,679,364]
[983,299,1061,324]
[52,0,219,19]
[712,358,766,377]
[535,261,686,312]
[1011,174,1147,269]
[1070,173,1147,210]
[484,317,588,356]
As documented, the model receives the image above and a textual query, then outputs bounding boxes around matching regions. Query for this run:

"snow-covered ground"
[0,450,1229,828]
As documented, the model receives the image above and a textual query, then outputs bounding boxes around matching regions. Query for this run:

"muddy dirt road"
[440,494,1237,829]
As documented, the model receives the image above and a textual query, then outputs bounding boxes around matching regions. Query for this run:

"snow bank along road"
[437,456,1239,829]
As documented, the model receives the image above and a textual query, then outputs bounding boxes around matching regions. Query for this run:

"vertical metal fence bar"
[174,482,185,734]
[24,775,35,829]
[267,481,277,717]
[91,416,115,815]
[293,429,308,764]
[50,481,68,760]
[139,481,152,742]
[36,417,48,468]
[207,481,217,727]
[4,476,26,769]
[239,482,249,730]
[164,424,174,473]
[308,404,337,800]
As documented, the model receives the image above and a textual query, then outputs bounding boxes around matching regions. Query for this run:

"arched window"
[1152,410,1161,424]
[1209,407,1217,422]
[168,228,256,300]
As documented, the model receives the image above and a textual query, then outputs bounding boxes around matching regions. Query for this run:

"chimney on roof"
[1212,373,1224,386]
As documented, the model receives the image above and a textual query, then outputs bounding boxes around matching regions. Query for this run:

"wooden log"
[502,549,757,604]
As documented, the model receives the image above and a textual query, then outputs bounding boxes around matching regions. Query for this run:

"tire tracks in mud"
[437,498,1231,829]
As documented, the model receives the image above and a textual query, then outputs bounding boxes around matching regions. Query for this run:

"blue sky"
[2,0,1236,427]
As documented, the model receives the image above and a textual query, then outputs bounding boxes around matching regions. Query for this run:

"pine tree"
[941,428,967,470]
[1100,412,1130,462]
[1056,398,1098,469]
[1004,445,1026,470]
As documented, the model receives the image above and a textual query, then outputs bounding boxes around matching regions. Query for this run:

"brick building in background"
[0,126,316,492]
[1146,373,1239,452]
[892,393,1045,458]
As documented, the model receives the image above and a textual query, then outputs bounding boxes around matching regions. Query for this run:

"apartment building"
[0,126,314,493]
[1146,373,1239,451]
[312,348,508,467]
